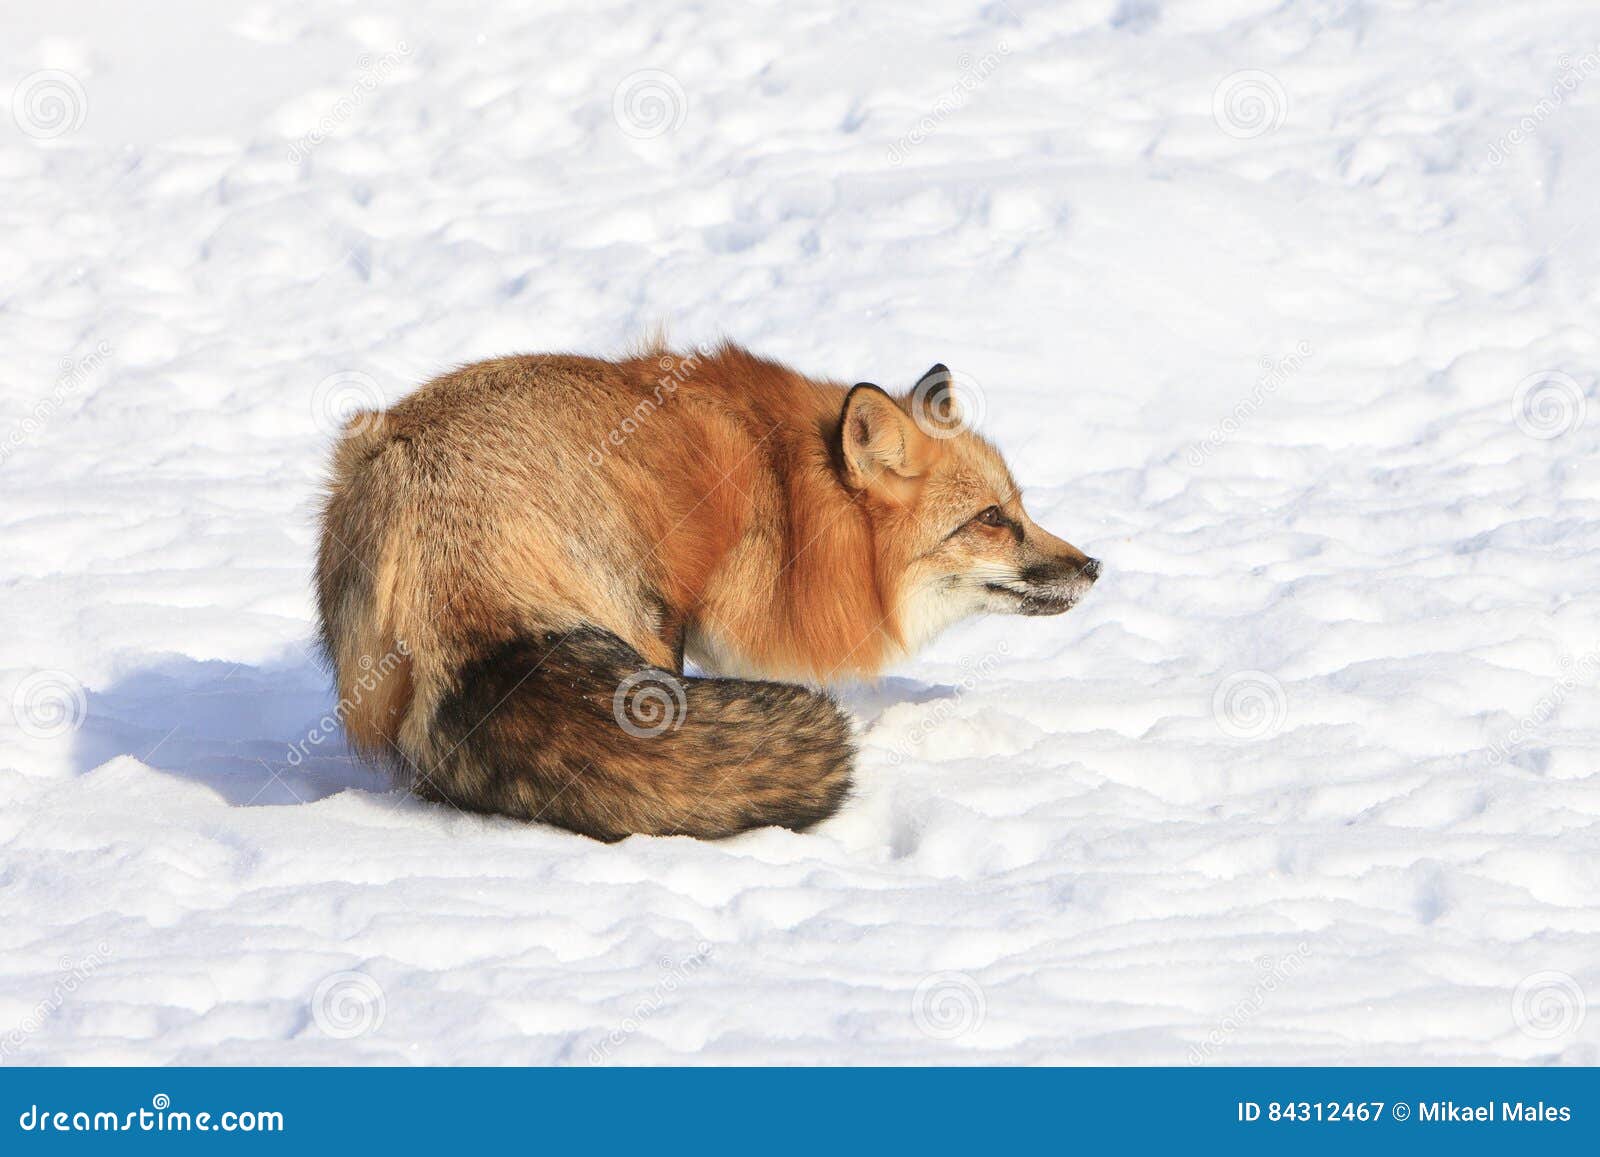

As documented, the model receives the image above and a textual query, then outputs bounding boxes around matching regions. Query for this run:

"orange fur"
[315,342,1097,838]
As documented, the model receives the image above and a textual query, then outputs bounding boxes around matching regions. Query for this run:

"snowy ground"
[3,0,1599,1065]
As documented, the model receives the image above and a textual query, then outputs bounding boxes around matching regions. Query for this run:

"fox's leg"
[635,594,687,673]
[660,607,687,674]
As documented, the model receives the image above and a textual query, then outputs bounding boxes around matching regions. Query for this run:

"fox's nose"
[1080,558,1101,582]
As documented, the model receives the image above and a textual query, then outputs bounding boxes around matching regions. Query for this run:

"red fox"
[315,342,1098,840]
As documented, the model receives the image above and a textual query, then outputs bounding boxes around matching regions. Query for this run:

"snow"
[3,0,1599,1065]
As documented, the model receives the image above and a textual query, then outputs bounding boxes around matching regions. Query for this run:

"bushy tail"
[412,626,854,840]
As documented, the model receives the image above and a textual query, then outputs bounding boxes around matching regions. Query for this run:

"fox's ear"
[839,382,929,491]
[909,363,962,433]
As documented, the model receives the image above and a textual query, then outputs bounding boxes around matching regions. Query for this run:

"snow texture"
[2,0,1599,1065]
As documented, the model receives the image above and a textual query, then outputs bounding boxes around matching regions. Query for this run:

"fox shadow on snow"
[69,653,376,806]
[70,652,958,809]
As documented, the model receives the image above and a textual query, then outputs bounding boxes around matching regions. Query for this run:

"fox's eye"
[973,505,1006,528]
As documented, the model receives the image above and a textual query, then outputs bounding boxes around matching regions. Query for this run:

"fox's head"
[838,365,1100,654]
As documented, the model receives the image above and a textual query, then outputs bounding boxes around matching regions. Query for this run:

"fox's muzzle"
[988,555,1100,616]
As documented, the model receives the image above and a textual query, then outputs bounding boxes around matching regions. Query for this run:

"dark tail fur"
[414,626,854,840]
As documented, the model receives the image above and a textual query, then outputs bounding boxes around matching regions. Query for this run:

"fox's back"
[318,351,778,692]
